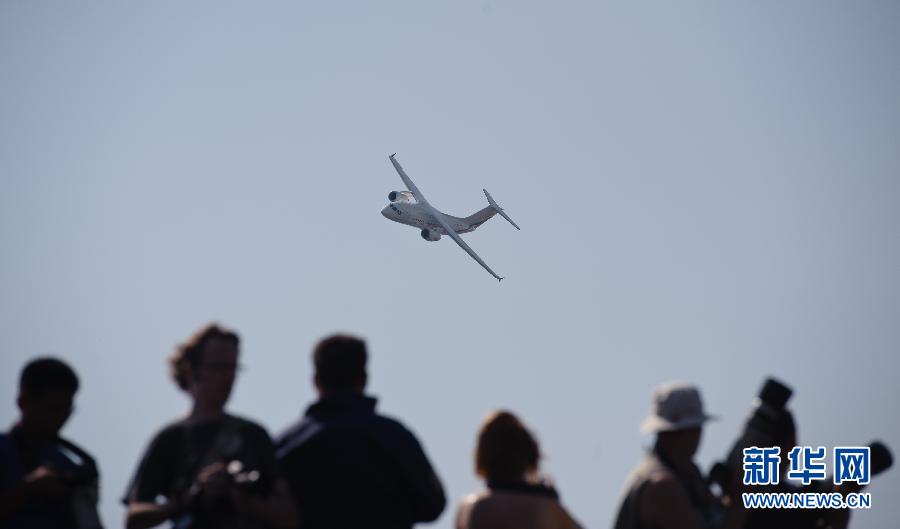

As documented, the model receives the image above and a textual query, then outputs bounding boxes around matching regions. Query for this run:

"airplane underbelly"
[395,217,420,228]
[395,215,450,235]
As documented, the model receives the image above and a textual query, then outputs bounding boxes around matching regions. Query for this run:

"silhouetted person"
[455,411,583,529]
[0,357,103,529]
[275,334,445,529]
[741,409,881,529]
[612,382,745,529]
[123,323,297,529]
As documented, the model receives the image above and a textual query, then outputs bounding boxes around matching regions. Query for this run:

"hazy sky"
[2,2,899,528]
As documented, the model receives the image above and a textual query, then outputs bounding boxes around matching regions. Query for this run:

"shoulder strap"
[56,436,99,476]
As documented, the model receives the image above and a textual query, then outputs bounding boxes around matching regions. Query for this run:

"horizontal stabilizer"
[483,189,520,230]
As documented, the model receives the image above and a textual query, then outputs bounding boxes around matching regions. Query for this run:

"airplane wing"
[389,154,430,205]
[431,211,504,281]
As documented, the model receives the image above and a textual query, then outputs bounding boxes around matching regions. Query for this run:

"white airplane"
[381,153,520,281]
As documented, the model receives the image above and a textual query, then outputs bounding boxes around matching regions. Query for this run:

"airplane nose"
[381,206,391,218]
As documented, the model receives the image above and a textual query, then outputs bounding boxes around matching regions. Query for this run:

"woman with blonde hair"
[456,410,583,529]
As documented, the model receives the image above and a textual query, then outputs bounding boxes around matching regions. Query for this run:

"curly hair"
[168,323,239,391]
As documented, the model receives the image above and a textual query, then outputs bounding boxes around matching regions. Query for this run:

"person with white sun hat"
[612,381,747,529]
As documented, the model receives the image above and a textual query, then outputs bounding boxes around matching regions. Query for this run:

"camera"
[172,459,265,529]
[708,377,794,495]
[709,377,894,499]
[225,460,264,495]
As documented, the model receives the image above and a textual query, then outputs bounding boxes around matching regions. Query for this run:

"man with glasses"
[123,323,297,529]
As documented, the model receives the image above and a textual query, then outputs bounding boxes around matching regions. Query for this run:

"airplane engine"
[420,229,441,242]
[388,191,414,203]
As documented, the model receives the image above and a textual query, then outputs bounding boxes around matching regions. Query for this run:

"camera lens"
[757,378,792,409]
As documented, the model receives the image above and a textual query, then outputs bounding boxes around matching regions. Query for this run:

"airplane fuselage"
[381,202,471,234]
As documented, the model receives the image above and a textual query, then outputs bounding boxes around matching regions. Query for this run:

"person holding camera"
[123,324,297,529]
[0,357,103,529]
[726,378,893,529]
[612,381,746,529]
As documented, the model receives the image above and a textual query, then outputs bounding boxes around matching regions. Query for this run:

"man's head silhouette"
[313,334,367,396]
[17,357,79,440]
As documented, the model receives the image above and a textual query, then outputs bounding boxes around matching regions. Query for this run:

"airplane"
[381,153,520,281]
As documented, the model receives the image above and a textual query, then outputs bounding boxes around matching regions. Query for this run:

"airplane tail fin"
[483,189,521,230]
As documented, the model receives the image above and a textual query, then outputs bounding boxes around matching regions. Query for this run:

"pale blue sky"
[2,2,899,528]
